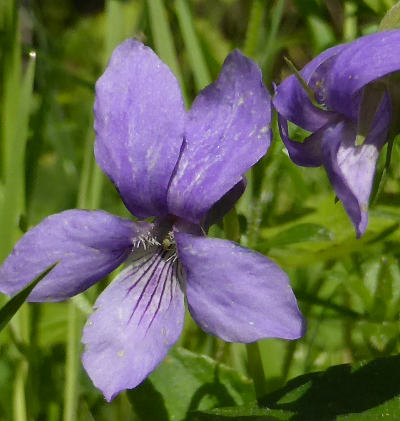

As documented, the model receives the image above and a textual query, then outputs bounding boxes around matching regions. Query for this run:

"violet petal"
[168,50,272,224]
[0,210,151,301]
[277,115,324,167]
[322,95,391,237]
[175,233,305,342]
[273,45,344,132]
[95,39,185,219]
[322,30,400,118]
[82,249,185,401]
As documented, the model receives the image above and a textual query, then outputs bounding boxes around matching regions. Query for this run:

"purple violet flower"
[273,30,400,237]
[0,39,305,401]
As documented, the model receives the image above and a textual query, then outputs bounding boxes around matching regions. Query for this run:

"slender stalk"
[244,0,266,58]
[63,304,82,421]
[246,342,267,403]
[175,0,211,90]
[147,0,188,104]
[261,0,285,82]
[343,1,357,41]
[13,361,28,421]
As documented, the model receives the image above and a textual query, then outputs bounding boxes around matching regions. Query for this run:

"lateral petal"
[175,233,305,342]
[82,249,185,401]
[95,39,185,219]
[0,210,150,301]
[168,50,272,224]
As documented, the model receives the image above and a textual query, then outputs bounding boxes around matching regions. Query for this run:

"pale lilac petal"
[175,233,305,342]
[168,50,272,224]
[0,210,151,301]
[82,249,185,401]
[322,95,391,237]
[273,45,344,131]
[277,115,323,167]
[322,30,400,118]
[95,39,185,219]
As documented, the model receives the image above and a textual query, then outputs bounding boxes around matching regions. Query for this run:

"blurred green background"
[1,0,400,420]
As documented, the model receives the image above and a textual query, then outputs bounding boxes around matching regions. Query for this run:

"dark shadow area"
[127,379,170,421]
[261,354,400,421]
[185,366,237,421]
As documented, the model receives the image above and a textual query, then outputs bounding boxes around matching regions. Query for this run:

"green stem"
[63,304,82,421]
[244,0,265,58]
[13,361,28,421]
[175,0,211,91]
[147,0,188,104]
[343,1,357,41]
[246,342,267,403]
[261,0,285,83]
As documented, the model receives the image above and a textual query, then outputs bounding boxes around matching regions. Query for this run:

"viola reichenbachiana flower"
[274,30,400,237]
[0,39,305,401]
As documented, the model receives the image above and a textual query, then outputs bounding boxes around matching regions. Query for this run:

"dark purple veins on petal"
[82,246,185,401]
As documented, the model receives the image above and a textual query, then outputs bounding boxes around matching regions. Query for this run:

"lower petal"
[82,248,185,401]
[175,233,305,343]
[0,210,151,301]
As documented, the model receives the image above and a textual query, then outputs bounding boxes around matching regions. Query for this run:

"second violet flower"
[274,30,400,237]
[0,40,305,401]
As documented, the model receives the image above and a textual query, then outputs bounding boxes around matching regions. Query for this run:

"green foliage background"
[1,0,400,420]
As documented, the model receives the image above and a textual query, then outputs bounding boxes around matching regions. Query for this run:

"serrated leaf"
[0,262,57,333]
[128,347,254,421]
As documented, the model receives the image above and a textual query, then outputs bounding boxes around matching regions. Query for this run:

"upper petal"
[0,210,151,301]
[82,249,185,401]
[321,95,391,237]
[94,39,185,219]
[175,233,305,342]
[167,50,272,224]
[321,30,400,118]
[273,45,345,131]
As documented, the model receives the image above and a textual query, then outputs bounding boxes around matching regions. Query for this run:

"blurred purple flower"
[273,30,400,237]
[0,40,305,401]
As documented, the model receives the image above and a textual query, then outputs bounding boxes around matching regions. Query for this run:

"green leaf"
[195,354,400,420]
[259,223,334,249]
[379,1,400,31]
[127,347,254,421]
[0,262,58,333]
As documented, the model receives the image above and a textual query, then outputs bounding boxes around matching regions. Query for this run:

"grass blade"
[0,262,58,333]
[175,0,211,90]
[147,0,187,103]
